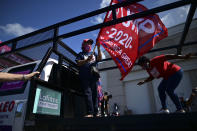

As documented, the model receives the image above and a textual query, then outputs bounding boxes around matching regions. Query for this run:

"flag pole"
[92,43,97,55]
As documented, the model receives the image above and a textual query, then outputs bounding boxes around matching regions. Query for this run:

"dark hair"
[82,39,93,45]
[137,56,150,65]
[87,39,93,44]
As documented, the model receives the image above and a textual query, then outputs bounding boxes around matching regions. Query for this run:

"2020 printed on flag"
[97,0,168,80]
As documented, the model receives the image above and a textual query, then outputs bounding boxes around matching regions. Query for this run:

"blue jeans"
[80,78,98,115]
[158,69,183,110]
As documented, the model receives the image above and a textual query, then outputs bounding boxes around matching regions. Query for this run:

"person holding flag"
[137,54,191,113]
[97,0,168,80]
[75,39,102,117]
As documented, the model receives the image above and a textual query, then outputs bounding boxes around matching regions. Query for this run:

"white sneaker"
[158,109,170,114]
[176,109,186,114]
[84,114,93,117]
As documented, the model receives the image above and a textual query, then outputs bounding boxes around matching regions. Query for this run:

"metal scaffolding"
[0,0,196,71]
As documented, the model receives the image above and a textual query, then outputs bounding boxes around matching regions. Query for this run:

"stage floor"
[25,112,197,131]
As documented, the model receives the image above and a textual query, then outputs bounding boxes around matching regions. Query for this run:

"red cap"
[82,39,93,45]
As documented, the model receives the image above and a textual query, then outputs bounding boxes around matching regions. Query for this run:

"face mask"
[83,44,92,52]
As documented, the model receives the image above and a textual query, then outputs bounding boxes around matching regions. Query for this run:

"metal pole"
[177,3,197,54]
[53,28,59,51]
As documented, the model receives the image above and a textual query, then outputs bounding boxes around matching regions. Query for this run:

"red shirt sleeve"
[149,55,181,79]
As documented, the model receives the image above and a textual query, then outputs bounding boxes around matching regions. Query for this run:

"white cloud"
[92,0,197,27]
[100,0,111,8]
[161,5,190,28]
[91,14,105,24]
[0,23,35,37]
[161,13,175,28]
[155,0,179,6]
[91,0,111,24]
[153,0,197,28]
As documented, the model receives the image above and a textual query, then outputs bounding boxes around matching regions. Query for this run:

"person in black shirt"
[75,39,102,117]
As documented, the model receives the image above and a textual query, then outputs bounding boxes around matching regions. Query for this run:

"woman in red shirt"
[137,54,191,113]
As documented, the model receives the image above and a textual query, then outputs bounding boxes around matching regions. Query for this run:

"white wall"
[125,80,153,114]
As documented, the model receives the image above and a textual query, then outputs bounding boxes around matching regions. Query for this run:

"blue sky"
[0,0,197,57]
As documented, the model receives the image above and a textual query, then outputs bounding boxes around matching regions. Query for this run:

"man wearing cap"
[75,39,102,117]
[137,54,191,114]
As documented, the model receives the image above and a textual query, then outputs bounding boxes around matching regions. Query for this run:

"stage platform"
[25,112,197,131]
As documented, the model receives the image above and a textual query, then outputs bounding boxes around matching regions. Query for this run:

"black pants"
[81,78,98,115]
[158,69,183,110]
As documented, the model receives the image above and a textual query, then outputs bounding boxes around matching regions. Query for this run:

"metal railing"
[0,0,196,72]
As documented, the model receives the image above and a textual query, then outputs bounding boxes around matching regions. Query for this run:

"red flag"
[136,3,168,56]
[97,0,168,80]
